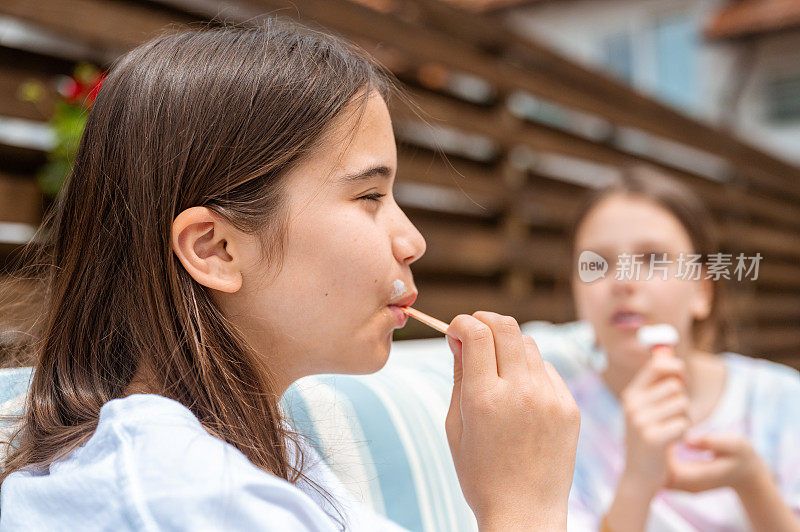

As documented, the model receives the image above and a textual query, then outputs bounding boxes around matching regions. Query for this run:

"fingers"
[472,311,527,380]
[445,336,464,453]
[447,335,463,366]
[522,334,546,375]
[544,361,580,430]
[446,314,498,392]
[543,360,570,399]
[643,417,690,445]
[667,450,731,493]
[683,433,744,455]
[636,377,685,406]
[639,395,689,424]
[627,354,686,392]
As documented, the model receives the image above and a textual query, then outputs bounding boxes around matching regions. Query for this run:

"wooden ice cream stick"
[401,306,449,335]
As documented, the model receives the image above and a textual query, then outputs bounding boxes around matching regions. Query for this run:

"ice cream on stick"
[637,323,679,357]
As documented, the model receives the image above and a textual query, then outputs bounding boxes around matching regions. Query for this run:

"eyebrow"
[339,165,394,182]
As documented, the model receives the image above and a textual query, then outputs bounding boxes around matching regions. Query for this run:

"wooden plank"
[728,188,800,233]
[0,46,79,121]
[398,150,596,230]
[746,261,800,289]
[519,181,585,229]
[0,65,56,121]
[410,217,506,275]
[0,172,42,225]
[723,222,800,261]
[0,0,191,53]
[396,150,505,216]
[0,276,41,346]
[402,142,800,237]
[0,143,47,174]
[737,325,800,357]
[728,292,800,322]
[411,281,572,324]
[398,150,502,196]
[393,88,745,214]
[408,212,572,279]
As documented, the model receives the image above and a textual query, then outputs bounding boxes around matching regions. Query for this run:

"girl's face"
[216,92,425,388]
[572,194,712,373]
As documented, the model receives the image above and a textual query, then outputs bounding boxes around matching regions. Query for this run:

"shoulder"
[98,394,255,484]
[105,395,341,530]
[719,353,800,445]
[722,352,800,396]
[1,394,340,531]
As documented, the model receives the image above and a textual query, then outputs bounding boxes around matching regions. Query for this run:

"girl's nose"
[610,274,637,296]
[391,206,426,266]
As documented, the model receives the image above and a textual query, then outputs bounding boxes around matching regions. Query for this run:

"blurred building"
[495,0,800,164]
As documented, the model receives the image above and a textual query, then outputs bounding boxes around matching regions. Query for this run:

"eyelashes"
[358,192,386,203]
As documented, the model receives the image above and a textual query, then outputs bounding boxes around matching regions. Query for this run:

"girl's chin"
[602,334,649,362]
[338,334,392,376]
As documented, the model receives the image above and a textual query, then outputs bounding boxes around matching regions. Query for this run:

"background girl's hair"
[0,17,396,522]
[569,164,731,352]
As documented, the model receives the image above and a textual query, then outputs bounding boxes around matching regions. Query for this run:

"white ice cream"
[390,279,406,300]
[637,323,679,349]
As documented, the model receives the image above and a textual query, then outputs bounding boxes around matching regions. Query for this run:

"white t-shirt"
[0,394,407,531]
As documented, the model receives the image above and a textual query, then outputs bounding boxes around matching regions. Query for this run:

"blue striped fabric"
[0,367,33,412]
[0,321,596,532]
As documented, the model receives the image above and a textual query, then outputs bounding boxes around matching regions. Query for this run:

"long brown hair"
[569,164,730,352]
[0,18,395,508]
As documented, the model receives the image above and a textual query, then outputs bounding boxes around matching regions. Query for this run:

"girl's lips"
[389,292,417,308]
[386,290,416,329]
[387,305,409,328]
[611,311,646,330]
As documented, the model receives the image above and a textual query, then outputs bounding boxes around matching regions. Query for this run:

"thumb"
[652,345,676,359]
[684,432,742,455]
[445,336,463,446]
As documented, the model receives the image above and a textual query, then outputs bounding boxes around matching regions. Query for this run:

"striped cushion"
[0,320,596,531]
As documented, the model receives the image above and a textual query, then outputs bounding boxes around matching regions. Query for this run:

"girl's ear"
[171,206,243,293]
[690,277,713,321]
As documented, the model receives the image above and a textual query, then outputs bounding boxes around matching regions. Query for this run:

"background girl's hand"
[618,351,690,494]
[445,311,580,531]
[667,433,764,493]
[668,434,800,532]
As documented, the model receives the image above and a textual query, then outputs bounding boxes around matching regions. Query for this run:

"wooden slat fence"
[1,0,799,364]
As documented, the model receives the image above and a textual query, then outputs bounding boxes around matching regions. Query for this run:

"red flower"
[57,77,82,103]
[56,71,107,107]
[85,72,106,105]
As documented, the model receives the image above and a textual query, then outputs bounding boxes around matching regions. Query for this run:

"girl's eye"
[358,192,386,203]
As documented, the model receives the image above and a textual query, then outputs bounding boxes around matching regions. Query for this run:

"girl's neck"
[123,360,160,398]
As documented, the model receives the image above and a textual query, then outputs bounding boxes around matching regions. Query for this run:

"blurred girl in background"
[568,165,800,531]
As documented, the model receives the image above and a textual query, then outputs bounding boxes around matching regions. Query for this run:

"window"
[601,31,634,82]
[654,14,699,110]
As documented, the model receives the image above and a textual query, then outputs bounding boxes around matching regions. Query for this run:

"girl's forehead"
[308,96,396,179]
[578,195,694,249]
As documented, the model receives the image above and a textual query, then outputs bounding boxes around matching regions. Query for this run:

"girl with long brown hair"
[567,166,800,531]
[0,20,579,530]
